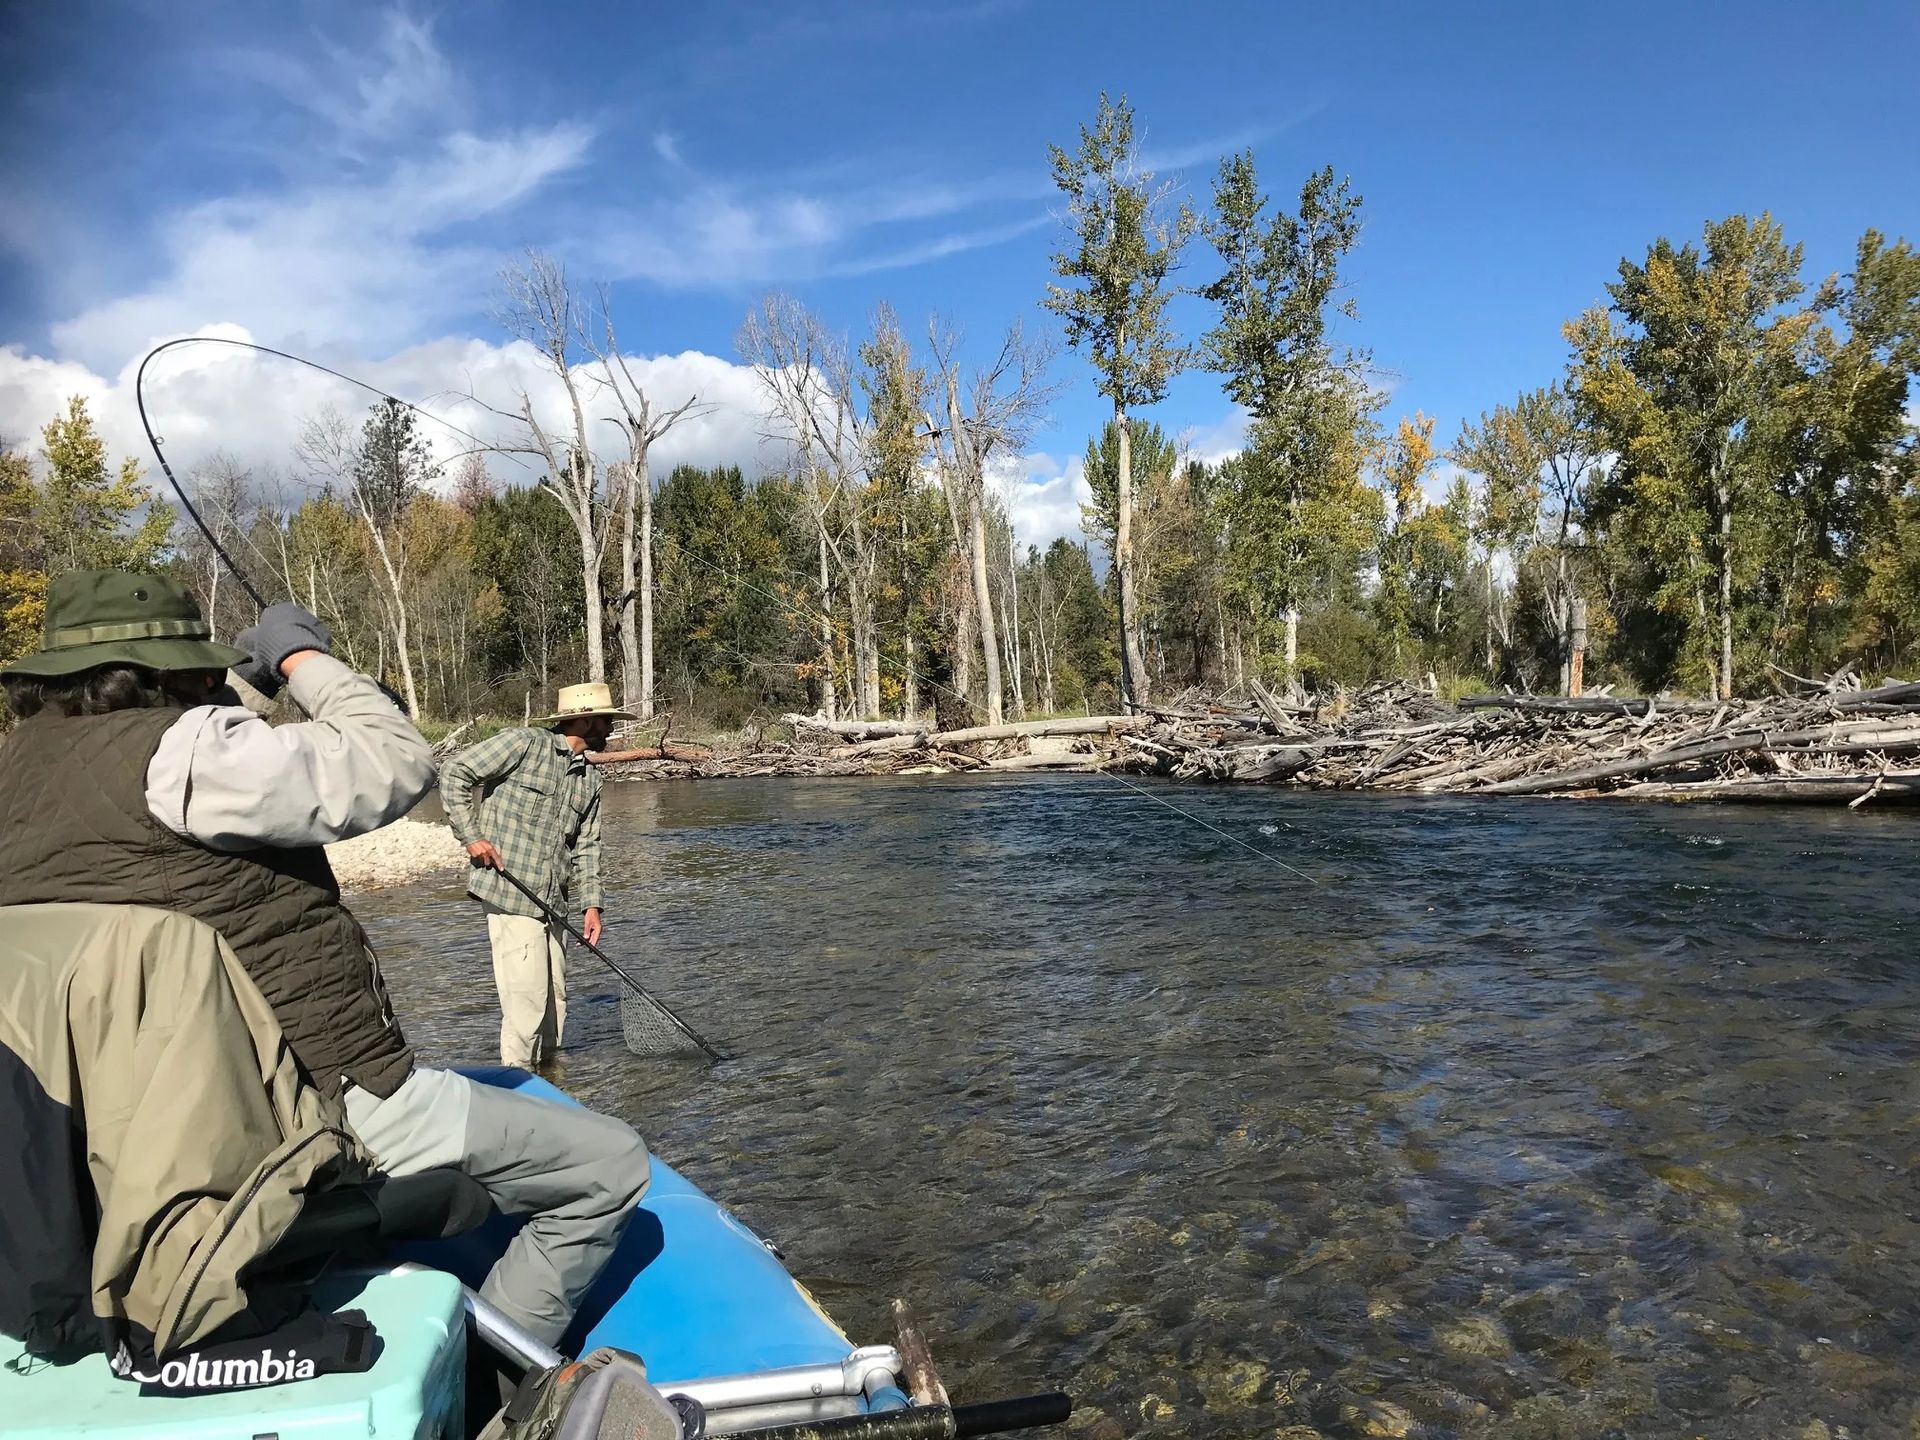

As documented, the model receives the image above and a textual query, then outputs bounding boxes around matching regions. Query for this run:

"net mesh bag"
[620,985,706,1056]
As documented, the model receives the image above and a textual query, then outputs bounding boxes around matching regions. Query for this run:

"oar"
[492,865,729,1064]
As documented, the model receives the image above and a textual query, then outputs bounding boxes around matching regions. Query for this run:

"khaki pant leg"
[487,910,555,1069]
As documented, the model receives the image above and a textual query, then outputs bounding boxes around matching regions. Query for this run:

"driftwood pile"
[594,675,1920,806]
[1112,676,1920,805]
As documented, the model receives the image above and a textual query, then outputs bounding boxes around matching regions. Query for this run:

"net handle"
[493,866,729,1063]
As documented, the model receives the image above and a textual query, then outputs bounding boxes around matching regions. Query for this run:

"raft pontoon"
[0,1069,1070,1440]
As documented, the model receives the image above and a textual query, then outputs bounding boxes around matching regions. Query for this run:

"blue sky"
[2,0,1916,546]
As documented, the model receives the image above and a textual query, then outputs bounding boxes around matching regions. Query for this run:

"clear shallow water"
[353,778,1920,1439]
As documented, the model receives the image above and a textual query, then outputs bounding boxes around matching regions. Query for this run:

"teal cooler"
[0,1267,468,1440]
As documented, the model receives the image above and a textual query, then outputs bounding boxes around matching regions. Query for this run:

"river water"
[353,777,1920,1439]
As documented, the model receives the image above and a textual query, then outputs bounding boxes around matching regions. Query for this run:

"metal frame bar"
[663,1345,903,1412]
[388,1262,564,1374]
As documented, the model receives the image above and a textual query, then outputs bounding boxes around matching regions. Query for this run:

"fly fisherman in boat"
[0,571,651,1351]
[440,682,626,1070]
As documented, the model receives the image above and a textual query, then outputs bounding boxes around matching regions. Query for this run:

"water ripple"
[354,778,1920,1439]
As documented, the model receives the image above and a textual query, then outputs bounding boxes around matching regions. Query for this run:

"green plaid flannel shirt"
[440,727,603,918]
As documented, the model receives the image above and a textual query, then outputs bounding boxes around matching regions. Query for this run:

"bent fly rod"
[137,336,728,1063]
[137,334,1323,888]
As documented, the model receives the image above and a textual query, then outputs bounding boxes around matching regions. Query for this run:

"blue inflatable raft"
[1,1068,1067,1439]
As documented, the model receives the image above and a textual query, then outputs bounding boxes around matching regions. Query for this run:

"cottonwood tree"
[1201,155,1377,689]
[857,308,934,718]
[1082,419,1198,688]
[1567,215,1814,700]
[1450,407,1540,680]
[1374,413,1439,669]
[1045,93,1195,710]
[1453,386,1599,692]
[1764,230,1920,671]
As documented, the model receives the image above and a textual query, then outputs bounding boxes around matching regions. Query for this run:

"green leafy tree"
[1765,230,1920,671]
[38,396,174,574]
[1200,155,1377,685]
[1024,538,1116,712]
[859,305,936,718]
[470,483,587,708]
[1,442,45,666]
[1081,419,1177,554]
[1567,215,1816,698]
[652,466,809,720]
[1451,403,1543,679]
[1044,92,1196,708]
[1405,471,1473,660]
[1373,413,1439,670]
[1084,427,1229,690]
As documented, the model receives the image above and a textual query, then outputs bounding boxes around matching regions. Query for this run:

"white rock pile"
[326,818,466,893]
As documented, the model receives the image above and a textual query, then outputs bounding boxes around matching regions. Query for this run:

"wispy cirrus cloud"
[50,121,596,374]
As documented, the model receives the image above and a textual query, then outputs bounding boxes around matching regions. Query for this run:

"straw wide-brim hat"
[540,682,637,727]
[2,569,249,679]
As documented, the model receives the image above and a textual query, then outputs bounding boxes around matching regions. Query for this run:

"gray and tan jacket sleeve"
[145,655,437,852]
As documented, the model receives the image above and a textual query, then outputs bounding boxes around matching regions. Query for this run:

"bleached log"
[1615,771,1920,804]
[984,752,1097,772]
[1482,719,1920,795]
[784,714,924,740]
[1458,694,1721,716]
[932,715,1145,746]
[829,730,931,758]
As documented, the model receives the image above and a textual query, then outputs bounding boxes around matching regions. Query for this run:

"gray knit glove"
[233,603,332,698]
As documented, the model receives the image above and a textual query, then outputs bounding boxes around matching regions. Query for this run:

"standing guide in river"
[0,572,651,1351]
[440,682,628,1070]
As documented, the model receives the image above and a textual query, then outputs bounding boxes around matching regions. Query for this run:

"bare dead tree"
[585,290,707,719]
[926,321,1054,726]
[179,453,255,640]
[493,251,612,682]
[739,294,889,719]
[295,407,425,713]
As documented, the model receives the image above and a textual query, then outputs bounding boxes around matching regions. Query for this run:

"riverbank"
[586,676,1920,806]
[326,817,464,892]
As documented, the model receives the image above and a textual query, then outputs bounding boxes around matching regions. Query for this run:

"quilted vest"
[0,705,415,1097]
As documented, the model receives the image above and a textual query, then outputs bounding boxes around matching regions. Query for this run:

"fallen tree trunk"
[1458,694,1720,717]
[932,715,1144,746]
[983,752,1096,772]
[828,714,1143,759]
[782,714,924,740]
[830,730,929,758]
[1614,771,1920,804]
[1482,720,1920,795]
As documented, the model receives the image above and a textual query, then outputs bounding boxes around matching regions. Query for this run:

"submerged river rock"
[352,777,1920,1439]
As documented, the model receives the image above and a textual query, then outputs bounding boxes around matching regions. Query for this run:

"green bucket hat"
[1,570,249,679]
